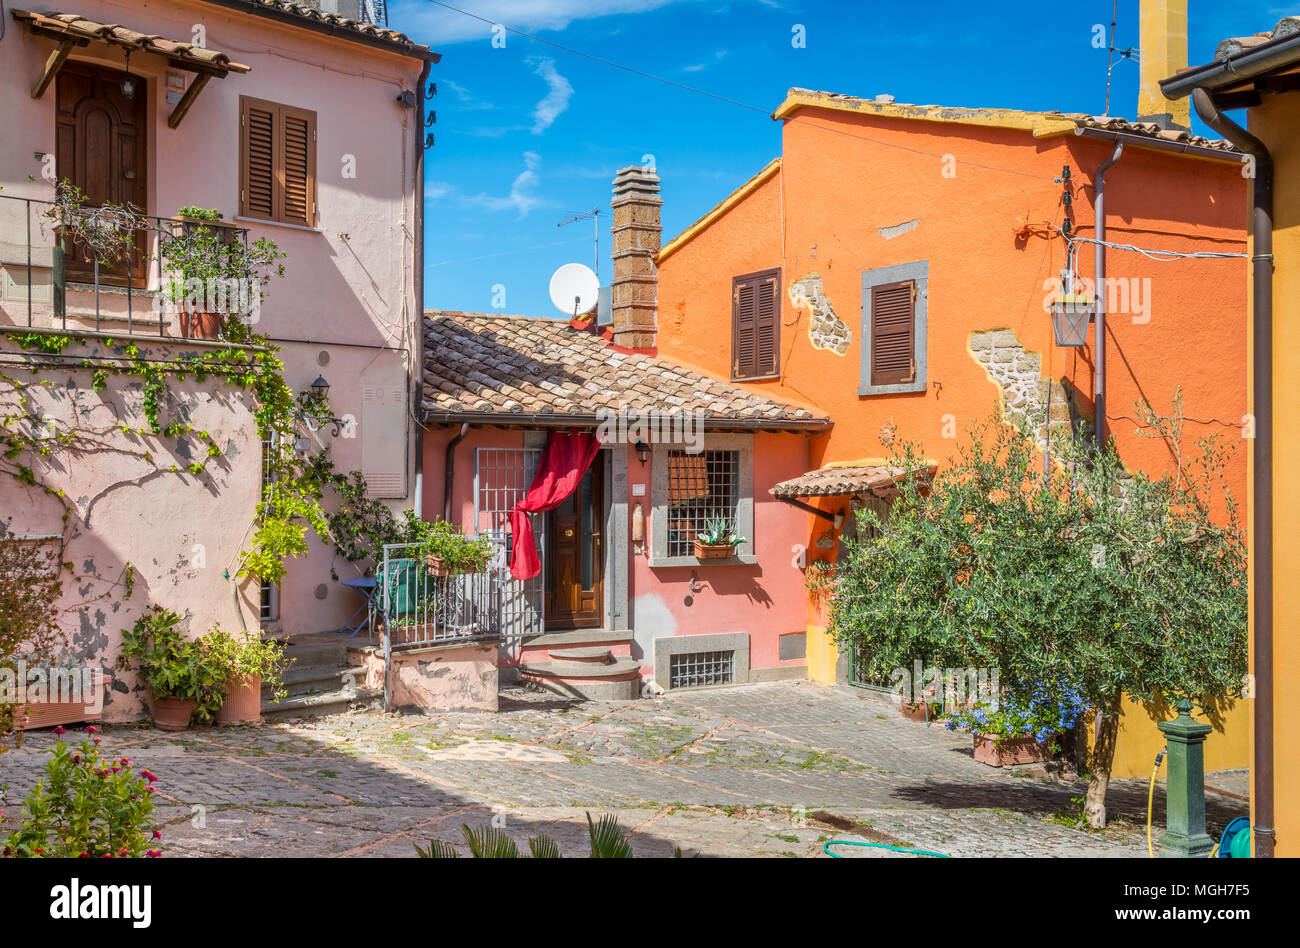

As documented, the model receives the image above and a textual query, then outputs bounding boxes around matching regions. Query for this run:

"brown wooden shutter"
[870,279,916,386]
[732,268,781,380]
[278,105,316,227]
[240,97,316,226]
[241,98,275,220]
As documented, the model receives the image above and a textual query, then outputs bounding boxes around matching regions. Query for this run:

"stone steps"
[518,656,642,700]
[261,634,375,718]
[548,646,614,662]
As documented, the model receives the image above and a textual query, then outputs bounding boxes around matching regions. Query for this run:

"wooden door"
[55,62,148,285]
[545,453,604,629]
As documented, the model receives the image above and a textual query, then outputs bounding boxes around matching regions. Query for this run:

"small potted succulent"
[205,627,292,725]
[116,607,223,731]
[694,517,745,559]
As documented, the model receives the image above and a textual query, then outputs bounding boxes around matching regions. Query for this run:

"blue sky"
[391,0,1289,317]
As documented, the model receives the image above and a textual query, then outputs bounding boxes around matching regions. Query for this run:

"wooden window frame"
[859,260,928,396]
[731,267,781,381]
[239,95,317,227]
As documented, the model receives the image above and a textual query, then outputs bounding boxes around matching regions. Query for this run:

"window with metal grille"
[665,449,738,557]
[669,650,735,689]
[475,447,543,642]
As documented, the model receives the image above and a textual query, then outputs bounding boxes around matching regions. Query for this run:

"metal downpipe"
[1193,86,1276,857]
[1093,141,1124,449]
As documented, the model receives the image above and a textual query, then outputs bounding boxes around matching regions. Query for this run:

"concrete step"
[523,629,634,648]
[548,646,613,663]
[518,658,642,700]
[263,664,365,699]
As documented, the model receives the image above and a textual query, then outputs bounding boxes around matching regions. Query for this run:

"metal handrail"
[0,192,252,338]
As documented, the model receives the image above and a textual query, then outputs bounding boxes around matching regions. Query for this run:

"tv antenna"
[558,208,599,282]
[1102,0,1139,116]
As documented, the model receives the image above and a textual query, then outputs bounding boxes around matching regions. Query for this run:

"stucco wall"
[656,106,1251,769]
[0,0,424,640]
[0,331,261,722]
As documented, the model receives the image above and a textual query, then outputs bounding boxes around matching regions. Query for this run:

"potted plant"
[693,517,745,559]
[412,516,494,577]
[116,606,222,731]
[945,685,1089,767]
[159,205,284,340]
[205,627,292,725]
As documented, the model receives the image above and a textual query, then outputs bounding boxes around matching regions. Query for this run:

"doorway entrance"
[544,451,604,629]
[55,60,148,285]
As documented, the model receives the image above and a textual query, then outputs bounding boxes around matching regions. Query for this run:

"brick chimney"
[1137,0,1190,129]
[609,166,662,352]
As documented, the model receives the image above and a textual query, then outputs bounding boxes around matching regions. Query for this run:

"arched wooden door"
[55,61,148,285]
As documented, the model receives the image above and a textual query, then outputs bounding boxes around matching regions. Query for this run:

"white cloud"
[529,57,574,133]
[463,151,547,218]
[390,0,693,45]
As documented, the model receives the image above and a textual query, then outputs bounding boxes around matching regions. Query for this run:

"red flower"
[152,830,162,839]
[145,849,161,858]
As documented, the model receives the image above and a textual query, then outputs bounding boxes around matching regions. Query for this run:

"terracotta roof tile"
[1213,16,1300,61]
[771,464,934,498]
[246,1,426,51]
[12,10,250,72]
[422,311,828,429]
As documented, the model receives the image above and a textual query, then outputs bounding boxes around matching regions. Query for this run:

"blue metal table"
[339,577,378,639]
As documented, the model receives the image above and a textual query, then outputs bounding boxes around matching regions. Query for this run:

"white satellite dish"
[549,262,600,318]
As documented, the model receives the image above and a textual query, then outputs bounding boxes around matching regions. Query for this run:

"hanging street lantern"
[1050,292,1094,347]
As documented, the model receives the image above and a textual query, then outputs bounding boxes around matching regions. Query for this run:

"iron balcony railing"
[377,539,505,710]
[0,192,253,339]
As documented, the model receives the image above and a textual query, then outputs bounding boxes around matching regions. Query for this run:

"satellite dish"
[549,262,600,318]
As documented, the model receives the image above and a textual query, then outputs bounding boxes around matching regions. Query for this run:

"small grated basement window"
[669,650,735,689]
[665,449,738,557]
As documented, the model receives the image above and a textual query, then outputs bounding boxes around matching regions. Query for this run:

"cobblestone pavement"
[0,680,1247,857]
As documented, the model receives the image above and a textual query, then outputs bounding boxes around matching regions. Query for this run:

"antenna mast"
[558,208,600,282]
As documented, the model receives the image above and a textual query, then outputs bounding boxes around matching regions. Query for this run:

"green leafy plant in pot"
[116,607,223,731]
[204,627,292,725]
[159,205,284,340]
[416,516,494,577]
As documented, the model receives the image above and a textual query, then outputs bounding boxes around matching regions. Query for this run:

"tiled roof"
[770,464,932,499]
[422,312,828,428]
[11,10,250,73]
[1212,16,1300,61]
[776,88,1237,153]
[244,1,423,49]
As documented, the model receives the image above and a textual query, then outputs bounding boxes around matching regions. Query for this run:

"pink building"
[1,1,435,719]
[418,168,829,697]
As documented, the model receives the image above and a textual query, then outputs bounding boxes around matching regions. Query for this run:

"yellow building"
[1162,15,1300,858]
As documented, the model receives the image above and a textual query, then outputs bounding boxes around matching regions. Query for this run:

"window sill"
[233,216,324,234]
[649,553,758,568]
[732,373,781,383]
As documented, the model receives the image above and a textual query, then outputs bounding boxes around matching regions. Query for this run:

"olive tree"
[828,402,1247,827]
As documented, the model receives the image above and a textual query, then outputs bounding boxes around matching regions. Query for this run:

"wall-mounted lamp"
[634,440,651,466]
[298,376,345,438]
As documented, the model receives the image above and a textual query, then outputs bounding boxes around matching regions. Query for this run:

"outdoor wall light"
[1050,294,1094,347]
[634,440,651,465]
[298,377,344,437]
[310,375,330,400]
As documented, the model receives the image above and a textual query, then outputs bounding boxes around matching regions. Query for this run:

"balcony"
[0,192,259,341]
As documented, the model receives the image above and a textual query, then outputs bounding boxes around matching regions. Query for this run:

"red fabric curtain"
[507,431,602,581]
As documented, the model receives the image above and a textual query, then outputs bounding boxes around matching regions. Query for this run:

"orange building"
[655,88,1251,776]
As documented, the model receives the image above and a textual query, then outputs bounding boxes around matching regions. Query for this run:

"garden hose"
[824,840,949,858]
[1147,746,1167,858]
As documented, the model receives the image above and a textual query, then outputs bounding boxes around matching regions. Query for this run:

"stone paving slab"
[0,680,1247,857]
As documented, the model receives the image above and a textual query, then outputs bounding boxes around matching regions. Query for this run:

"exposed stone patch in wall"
[969,329,1083,448]
[789,273,851,355]
[878,218,919,240]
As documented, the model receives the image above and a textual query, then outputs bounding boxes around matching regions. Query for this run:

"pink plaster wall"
[1,0,426,642]
[352,642,498,712]
[0,334,262,722]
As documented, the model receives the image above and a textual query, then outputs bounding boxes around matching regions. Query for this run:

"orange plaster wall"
[657,106,1252,770]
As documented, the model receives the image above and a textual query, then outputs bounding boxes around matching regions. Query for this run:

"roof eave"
[420,409,831,432]
[1160,33,1300,100]
[196,0,440,63]
[772,89,1079,137]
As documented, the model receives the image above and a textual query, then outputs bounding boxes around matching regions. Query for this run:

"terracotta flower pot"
[900,700,939,722]
[971,733,1053,767]
[153,695,197,732]
[693,540,735,559]
[424,554,483,577]
[215,674,262,725]
[180,310,222,340]
[18,672,109,731]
